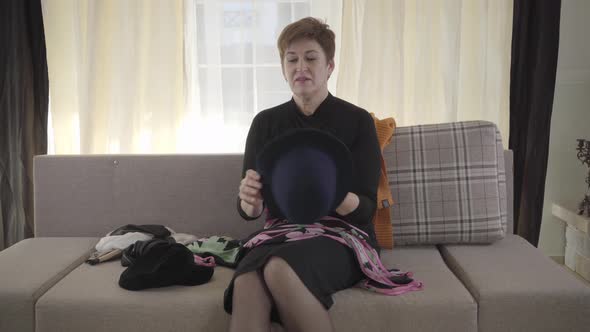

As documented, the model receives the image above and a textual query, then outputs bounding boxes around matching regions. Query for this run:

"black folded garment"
[119,238,214,291]
[121,238,176,267]
[110,224,172,238]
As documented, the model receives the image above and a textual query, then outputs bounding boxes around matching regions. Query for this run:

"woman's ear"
[328,59,335,77]
[281,62,287,81]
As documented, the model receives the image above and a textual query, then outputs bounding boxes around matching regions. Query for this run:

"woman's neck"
[293,89,329,116]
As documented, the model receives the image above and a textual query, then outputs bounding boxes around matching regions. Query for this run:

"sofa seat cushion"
[36,260,234,332]
[331,246,477,332]
[0,237,98,332]
[36,245,476,332]
[439,234,590,332]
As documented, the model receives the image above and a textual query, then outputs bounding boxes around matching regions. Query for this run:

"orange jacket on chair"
[370,113,396,249]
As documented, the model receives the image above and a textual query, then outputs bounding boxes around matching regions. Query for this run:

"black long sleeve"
[237,112,265,220]
[332,110,380,226]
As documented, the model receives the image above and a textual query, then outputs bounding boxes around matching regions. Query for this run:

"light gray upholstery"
[439,234,590,332]
[34,154,264,239]
[36,261,235,332]
[36,246,476,332]
[0,238,98,332]
[330,246,477,332]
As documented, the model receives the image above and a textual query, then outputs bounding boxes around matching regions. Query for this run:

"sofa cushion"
[36,260,234,332]
[0,237,98,332]
[439,234,590,332]
[331,246,477,332]
[34,154,266,239]
[35,246,476,332]
[385,120,508,245]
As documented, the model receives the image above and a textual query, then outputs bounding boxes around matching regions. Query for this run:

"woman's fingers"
[239,169,264,207]
[239,191,263,206]
[241,185,261,197]
[240,178,262,190]
[245,178,262,189]
[245,169,261,180]
[241,170,263,189]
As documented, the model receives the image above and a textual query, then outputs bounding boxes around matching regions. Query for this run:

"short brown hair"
[277,17,335,62]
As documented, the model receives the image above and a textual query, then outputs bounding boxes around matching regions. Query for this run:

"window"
[194,0,312,126]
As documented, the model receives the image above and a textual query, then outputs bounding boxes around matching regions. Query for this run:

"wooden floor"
[550,256,590,287]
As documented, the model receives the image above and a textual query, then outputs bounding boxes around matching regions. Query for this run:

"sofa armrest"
[439,234,590,332]
[0,237,98,332]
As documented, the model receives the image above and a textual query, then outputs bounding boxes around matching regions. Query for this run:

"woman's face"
[282,38,334,99]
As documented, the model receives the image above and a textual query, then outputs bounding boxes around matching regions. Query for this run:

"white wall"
[539,0,590,257]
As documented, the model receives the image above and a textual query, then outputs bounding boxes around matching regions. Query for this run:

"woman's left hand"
[335,192,360,216]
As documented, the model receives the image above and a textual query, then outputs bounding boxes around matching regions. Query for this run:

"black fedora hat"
[256,128,353,224]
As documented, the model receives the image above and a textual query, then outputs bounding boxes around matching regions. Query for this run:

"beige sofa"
[1,121,589,332]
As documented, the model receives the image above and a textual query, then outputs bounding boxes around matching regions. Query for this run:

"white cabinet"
[552,203,590,282]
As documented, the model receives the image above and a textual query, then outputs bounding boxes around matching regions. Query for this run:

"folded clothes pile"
[86,224,198,265]
[119,238,213,291]
[86,224,212,291]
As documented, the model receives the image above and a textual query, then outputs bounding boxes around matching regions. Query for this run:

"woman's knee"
[234,271,259,288]
[263,256,295,290]
[233,271,272,304]
[230,272,272,331]
[234,271,266,295]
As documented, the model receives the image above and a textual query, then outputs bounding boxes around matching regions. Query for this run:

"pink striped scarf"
[242,215,423,296]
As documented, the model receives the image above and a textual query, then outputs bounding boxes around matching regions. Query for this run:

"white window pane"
[196,4,206,64]
[198,67,210,115]
[191,0,314,126]
[222,68,253,124]
[255,2,283,64]
[221,1,254,64]
[277,2,292,26]
[257,66,288,91]
[257,66,291,110]
[256,44,280,64]
[293,2,310,20]
[221,43,253,64]
[222,1,254,27]
[198,66,224,119]
[258,91,292,111]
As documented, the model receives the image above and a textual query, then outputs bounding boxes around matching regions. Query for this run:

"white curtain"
[43,0,185,154]
[336,0,513,144]
[44,0,513,154]
[43,0,341,154]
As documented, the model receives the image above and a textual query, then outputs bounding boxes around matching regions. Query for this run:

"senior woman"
[226,17,381,332]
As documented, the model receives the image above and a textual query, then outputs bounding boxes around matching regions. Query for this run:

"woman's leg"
[263,256,334,332]
[229,271,273,332]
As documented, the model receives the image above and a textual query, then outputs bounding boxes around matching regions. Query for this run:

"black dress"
[224,93,381,320]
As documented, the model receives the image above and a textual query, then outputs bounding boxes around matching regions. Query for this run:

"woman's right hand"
[239,169,264,217]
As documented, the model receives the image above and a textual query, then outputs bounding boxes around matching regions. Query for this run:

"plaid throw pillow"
[385,121,507,245]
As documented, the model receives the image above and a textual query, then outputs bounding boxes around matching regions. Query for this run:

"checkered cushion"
[384,121,507,245]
